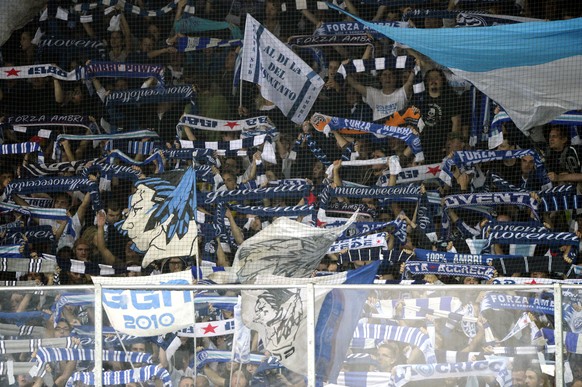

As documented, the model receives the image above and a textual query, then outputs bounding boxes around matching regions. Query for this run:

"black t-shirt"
[545,145,582,175]
[416,91,462,164]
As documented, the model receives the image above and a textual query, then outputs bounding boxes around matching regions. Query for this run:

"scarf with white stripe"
[0,323,46,338]
[20,160,90,178]
[72,0,195,17]
[190,350,281,370]
[374,296,463,320]
[0,258,57,274]
[84,61,165,84]
[105,150,165,173]
[480,292,554,315]
[177,114,273,135]
[403,9,540,26]
[105,85,194,106]
[37,37,106,60]
[392,358,512,387]
[314,20,409,37]
[5,176,103,211]
[328,232,387,254]
[176,36,242,52]
[176,319,236,338]
[227,204,314,218]
[0,142,44,164]
[35,348,153,366]
[440,149,549,188]
[58,258,139,276]
[0,337,75,354]
[541,328,582,354]
[202,183,309,205]
[179,133,270,156]
[288,34,374,48]
[4,114,100,133]
[354,322,437,364]
[311,113,424,161]
[338,56,415,78]
[0,64,81,81]
[403,261,497,280]
[66,365,171,387]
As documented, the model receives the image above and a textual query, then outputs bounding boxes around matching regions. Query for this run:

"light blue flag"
[328,3,582,131]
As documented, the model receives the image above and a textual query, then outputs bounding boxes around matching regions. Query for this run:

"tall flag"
[241,261,380,384]
[328,4,582,131]
[241,14,324,124]
[92,270,194,337]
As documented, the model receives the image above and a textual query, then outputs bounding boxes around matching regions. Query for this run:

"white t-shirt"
[364,86,407,121]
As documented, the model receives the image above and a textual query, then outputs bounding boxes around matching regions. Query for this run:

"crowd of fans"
[1,0,582,386]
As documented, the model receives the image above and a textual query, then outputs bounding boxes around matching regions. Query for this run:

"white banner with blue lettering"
[241,14,324,124]
[92,270,194,337]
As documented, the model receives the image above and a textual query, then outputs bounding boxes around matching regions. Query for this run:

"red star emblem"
[427,165,441,176]
[526,279,537,285]
[5,68,20,77]
[316,219,327,228]
[202,323,217,334]
[224,121,240,129]
[307,191,317,205]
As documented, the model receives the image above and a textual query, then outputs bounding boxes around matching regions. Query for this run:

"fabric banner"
[287,34,373,47]
[92,270,194,336]
[232,214,356,283]
[241,14,324,124]
[329,3,582,130]
[241,261,380,383]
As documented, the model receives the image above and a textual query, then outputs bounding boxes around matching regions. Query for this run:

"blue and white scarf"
[404,261,497,280]
[73,0,195,17]
[480,292,554,315]
[176,36,242,52]
[328,232,387,254]
[0,337,75,354]
[5,176,103,211]
[66,365,171,387]
[312,114,424,161]
[392,359,512,387]
[0,142,44,164]
[354,323,436,364]
[337,56,415,78]
[4,114,99,133]
[314,20,409,37]
[288,34,374,48]
[440,149,550,188]
[84,61,165,84]
[0,64,81,81]
[37,37,106,61]
[177,114,273,135]
[403,9,540,26]
[105,85,194,106]
[541,328,582,354]
[202,184,309,205]
[227,204,314,218]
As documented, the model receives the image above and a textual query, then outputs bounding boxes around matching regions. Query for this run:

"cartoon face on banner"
[118,169,199,268]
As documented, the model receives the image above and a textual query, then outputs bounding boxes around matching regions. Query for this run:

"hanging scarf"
[37,37,106,61]
[0,258,57,274]
[227,204,314,218]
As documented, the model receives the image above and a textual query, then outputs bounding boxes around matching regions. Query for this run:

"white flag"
[241,14,324,124]
[92,270,194,336]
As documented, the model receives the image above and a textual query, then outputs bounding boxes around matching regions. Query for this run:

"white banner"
[327,232,387,253]
[241,14,324,124]
[92,270,194,337]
